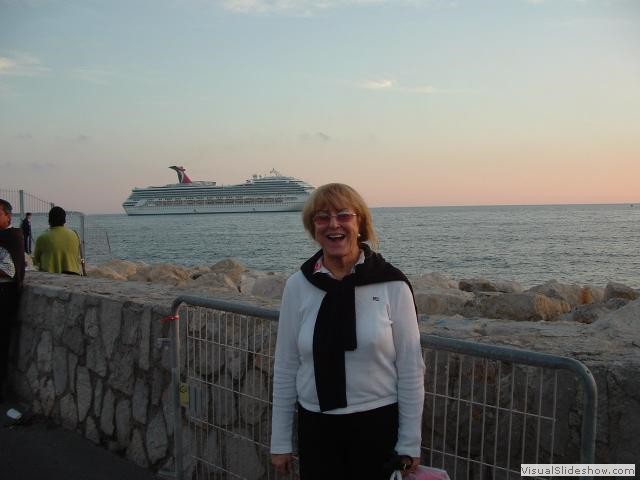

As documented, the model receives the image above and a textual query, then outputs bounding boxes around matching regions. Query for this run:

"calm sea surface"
[32,204,639,289]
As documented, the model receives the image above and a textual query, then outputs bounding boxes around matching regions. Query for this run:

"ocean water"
[31,204,639,289]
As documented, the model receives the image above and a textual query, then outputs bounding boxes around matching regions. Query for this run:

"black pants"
[297,403,398,480]
[0,284,19,400]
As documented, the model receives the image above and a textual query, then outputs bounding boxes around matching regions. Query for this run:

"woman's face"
[313,206,361,262]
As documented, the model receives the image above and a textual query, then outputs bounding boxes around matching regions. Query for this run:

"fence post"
[19,189,25,218]
[168,300,184,480]
[79,213,86,256]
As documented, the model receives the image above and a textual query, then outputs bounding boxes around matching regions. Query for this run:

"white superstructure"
[122,167,315,215]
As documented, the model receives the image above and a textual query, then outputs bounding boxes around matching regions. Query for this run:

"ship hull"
[123,200,306,215]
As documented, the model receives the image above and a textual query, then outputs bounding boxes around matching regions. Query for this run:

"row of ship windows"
[144,196,298,206]
[132,189,305,198]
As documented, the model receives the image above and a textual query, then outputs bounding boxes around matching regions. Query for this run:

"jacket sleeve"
[390,282,425,458]
[270,275,301,454]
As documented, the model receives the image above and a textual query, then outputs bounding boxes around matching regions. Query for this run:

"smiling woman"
[270,183,425,479]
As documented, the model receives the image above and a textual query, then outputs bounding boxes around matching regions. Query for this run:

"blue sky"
[1,0,639,213]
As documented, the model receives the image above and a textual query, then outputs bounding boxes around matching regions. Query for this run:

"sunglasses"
[313,211,357,226]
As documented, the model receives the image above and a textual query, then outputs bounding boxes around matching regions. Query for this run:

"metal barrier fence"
[165,295,597,480]
[420,336,597,480]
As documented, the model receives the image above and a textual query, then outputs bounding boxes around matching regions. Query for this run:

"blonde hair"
[302,183,378,249]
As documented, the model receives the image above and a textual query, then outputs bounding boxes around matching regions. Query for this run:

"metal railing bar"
[521,367,530,469]
[453,355,463,480]
[172,296,279,322]
[466,357,477,480]
[492,362,503,480]
[535,367,543,465]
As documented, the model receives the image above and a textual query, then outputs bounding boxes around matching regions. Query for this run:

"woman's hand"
[271,453,293,476]
[399,456,421,476]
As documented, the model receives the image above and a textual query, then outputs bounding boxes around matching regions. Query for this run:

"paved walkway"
[0,400,162,480]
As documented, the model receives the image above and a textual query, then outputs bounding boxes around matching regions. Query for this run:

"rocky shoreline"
[85,258,640,324]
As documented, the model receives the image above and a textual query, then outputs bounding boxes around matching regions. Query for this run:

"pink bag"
[390,465,451,480]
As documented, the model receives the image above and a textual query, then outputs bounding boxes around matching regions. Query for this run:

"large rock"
[410,272,457,290]
[238,271,287,299]
[560,298,628,324]
[592,298,640,335]
[210,258,247,285]
[86,266,127,281]
[414,288,473,316]
[87,259,147,280]
[466,292,571,321]
[528,280,603,307]
[460,277,523,294]
[604,282,640,302]
[188,272,238,291]
[130,264,191,286]
[459,277,498,292]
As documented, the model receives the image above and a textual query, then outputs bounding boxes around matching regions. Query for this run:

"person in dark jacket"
[21,212,32,254]
[0,199,25,401]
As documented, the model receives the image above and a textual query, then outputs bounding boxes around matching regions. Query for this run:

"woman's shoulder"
[284,270,305,287]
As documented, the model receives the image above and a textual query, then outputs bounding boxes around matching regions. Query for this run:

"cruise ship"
[122,166,315,215]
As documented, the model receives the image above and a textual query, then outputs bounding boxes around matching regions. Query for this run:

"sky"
[1,0,639,214]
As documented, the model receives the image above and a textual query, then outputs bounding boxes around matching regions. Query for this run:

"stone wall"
[9,272,640,476]
[11,272,193,471]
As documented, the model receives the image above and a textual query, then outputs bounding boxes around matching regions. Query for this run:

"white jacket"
[270,270,425,457]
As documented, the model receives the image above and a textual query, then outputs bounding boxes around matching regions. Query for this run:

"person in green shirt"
[33,206,82,275]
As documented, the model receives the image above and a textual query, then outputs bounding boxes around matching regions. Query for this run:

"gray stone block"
[36,331,53,373]
[133,378,149,424]
[85,416,101,444]
[146,412,168,464]
[86,338,107,377]
[224,428,265,480]
[68,353,78,392]
[63,325,85,356]
[126,429,149,468]
[53,346,68,395]
[238,369,269,425]
[138,308,151,371]
[67,293,86,326]
[39,377,55,415]
[93,378,103,417]
[17,324,36,372]
[100,389,115,436]
[108,348,135,395]
[161,385,175,437]
[122,304,142,346]
[100,299,122,357]
[84,307,99,338]
[51,300,67,340]
[115,399,132,447]
[76,366,92,422]
[60,393,78,430]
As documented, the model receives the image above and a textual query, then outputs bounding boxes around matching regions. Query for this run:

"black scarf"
[300,243,415,412]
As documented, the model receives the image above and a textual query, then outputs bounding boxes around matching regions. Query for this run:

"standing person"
[0,199,25,402]
[21,212,32,255]
[33,206,82,275]
[270,183,425,479]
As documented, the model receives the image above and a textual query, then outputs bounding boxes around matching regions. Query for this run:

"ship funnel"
[169,166,192,184]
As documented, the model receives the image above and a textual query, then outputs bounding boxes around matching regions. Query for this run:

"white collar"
[312,250,365,279]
